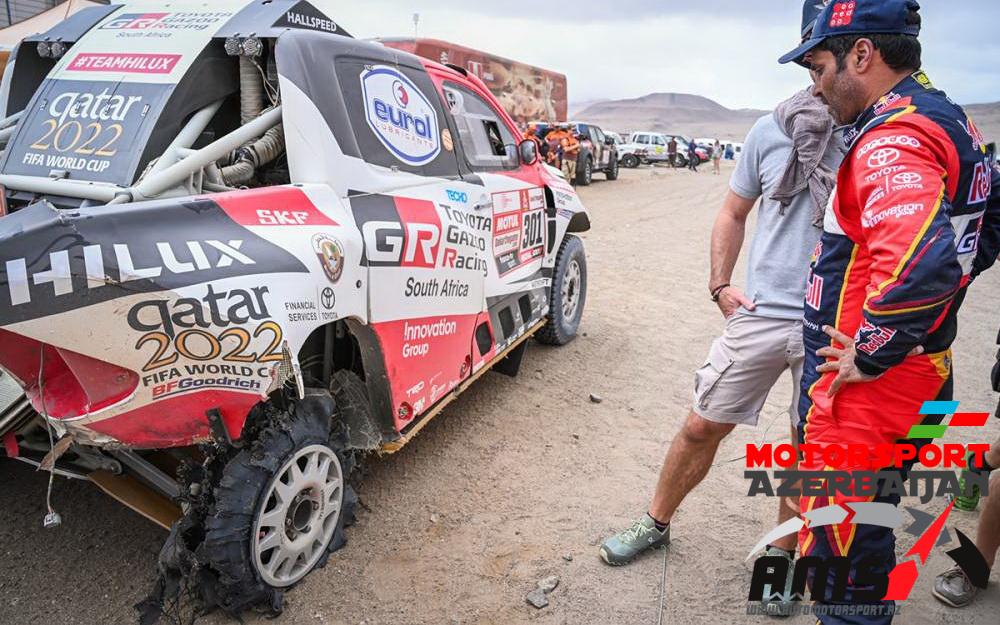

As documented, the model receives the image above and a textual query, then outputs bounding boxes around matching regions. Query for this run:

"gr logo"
[361,220,440,268]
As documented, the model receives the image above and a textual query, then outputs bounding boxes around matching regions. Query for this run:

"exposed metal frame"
[0,104,282,205]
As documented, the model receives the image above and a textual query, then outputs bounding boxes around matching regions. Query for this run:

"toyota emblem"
[321,287,335,310]
[867,148,901,168]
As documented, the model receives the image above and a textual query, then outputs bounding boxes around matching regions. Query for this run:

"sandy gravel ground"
[1,162,998,625]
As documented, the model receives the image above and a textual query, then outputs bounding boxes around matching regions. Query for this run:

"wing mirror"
[519,139,539,166]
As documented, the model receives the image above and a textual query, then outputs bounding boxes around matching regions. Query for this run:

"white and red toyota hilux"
[0,1,590,619]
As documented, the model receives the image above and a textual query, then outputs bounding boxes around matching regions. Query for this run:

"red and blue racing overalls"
[797,71,996,624]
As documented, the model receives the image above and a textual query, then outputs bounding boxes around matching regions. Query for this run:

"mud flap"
[492,340,527,378]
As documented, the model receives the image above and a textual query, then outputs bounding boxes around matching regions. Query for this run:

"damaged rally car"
[0,0,590,620]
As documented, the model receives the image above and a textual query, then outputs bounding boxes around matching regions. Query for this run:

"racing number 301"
[135,322,286,373]
[30,119,123,156]
[522,210,543,250]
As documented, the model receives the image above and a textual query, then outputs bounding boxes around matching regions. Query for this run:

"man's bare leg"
[600,409,734,566]
[976,441,1000,569]
[933,437,1000,607]
[976,473,1000,570]
[648,410,735,522]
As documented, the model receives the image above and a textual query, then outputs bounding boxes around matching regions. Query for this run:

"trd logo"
[749,554,887,603]
[361,221,440,268]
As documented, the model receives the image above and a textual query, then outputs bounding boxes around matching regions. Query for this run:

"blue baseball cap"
[779,0,921,65]
[800,1,827,38]
[792,1,830,67]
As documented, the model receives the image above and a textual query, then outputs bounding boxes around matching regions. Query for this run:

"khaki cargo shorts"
[692,311,805,427]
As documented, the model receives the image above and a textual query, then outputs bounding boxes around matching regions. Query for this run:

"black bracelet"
[710,283,731,302]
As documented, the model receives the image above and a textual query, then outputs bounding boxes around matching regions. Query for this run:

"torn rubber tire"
[195,391,356,617]
[536,235,587,346]
[329,369,381,451]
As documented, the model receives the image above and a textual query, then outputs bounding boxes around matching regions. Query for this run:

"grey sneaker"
[599,514,670,566]
[758,546,798,618]
[932,566,978,608]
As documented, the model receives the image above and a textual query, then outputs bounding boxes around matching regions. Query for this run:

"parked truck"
[377,37,568,126]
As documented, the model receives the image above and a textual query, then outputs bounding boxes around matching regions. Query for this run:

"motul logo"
[4,240,253,306]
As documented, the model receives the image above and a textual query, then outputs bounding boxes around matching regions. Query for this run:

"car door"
[433,75,551,370]
[650,134,666,159]
[321,55,487,430]
[589,126,609,168]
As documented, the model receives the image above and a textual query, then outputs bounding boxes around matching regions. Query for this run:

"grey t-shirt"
[729,114,846,320]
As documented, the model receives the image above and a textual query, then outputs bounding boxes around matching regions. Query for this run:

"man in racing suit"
[779,1,997,622]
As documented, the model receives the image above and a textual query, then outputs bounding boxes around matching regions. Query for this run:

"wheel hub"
[562,258,581,320]
[252,444,344,587]
[287,491,317,536]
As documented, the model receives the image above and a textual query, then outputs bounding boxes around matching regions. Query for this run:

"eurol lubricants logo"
[362,66,440,166]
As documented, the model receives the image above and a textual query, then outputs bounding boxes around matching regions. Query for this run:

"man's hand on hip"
[815,325,924,396]
[716,286,756,319]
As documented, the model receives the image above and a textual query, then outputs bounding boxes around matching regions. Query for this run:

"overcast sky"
[330,0,1000,110]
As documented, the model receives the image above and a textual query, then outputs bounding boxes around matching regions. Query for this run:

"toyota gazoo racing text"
[0,1,591,620]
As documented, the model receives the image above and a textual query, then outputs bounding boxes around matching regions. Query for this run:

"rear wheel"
[536,235,587,346]
[196,393,356,614]
[576,157,593,186]
[621,154,639,169]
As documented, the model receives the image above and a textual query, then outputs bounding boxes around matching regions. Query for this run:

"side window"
[442,82,519,171]
[653,136,665,146]
[334,59,461,177]
[592,127,605,144]
[636,135,649,145]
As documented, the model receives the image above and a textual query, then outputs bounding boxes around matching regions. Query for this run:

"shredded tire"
[329,370,380,450]
[138,391,357,624]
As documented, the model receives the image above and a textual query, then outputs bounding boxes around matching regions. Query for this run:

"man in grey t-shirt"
[600,38,845,592]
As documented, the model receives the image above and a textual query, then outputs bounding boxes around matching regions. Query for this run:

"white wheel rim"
[562,259,582,320]
[252,444,344,587]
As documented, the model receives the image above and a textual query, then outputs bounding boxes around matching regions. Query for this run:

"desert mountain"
[965,102,1000,147]
[573,95,1000,146]
[571,93,769,141]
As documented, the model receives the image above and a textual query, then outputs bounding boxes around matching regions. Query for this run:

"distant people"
[712,140,723,175]
[687,140,699,171]
[544,125,564,169]
[524,123,540,144]
[725,143,735,160]
[668,137,678,167]
[559,123,581,184]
